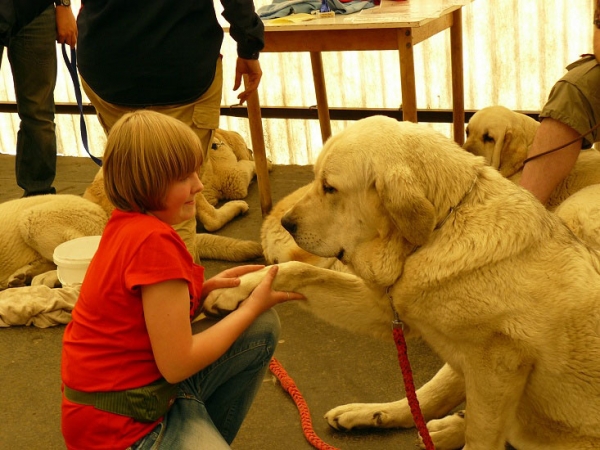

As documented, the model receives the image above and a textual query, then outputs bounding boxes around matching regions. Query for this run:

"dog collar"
[435,175,478,230]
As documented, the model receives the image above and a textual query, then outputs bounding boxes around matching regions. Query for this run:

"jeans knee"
[252,308,281,359]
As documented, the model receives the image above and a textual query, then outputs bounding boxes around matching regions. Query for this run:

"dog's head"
[463,106,539,178]
[281,116,484,287]
[213,128,253,162]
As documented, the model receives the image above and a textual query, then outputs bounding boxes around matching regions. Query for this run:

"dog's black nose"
[281,216,297,235]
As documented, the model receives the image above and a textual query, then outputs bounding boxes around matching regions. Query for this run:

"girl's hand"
[240,266,305,315]
[201,265,265,300]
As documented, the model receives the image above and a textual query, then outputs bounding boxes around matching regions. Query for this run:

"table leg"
[397,29,417,123]
[450,8,465,145]
[244,74,272,215]
[310,51,332,143]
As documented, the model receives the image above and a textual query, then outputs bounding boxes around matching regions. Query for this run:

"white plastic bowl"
[53,236,102,286]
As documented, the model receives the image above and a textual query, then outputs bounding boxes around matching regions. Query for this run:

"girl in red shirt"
[61,110,303,449]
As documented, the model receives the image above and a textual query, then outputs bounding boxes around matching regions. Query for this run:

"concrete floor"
[0,153,445,450]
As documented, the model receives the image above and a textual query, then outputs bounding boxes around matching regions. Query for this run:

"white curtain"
[0,0,594,164]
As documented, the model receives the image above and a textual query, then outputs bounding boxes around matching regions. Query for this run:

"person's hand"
[240,265,305,315]
[201,264,265,300]
[55,6,78,48]
[233,57,263,104]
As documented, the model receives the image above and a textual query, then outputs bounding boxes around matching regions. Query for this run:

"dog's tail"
[194,234,263,262]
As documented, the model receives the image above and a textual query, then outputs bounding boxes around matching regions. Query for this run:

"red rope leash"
[393,325,435,450]
[269,358,340,450]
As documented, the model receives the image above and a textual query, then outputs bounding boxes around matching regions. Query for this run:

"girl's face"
[148,171,203,225]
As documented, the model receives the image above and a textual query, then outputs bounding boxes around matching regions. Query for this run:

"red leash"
[269,319,435,449]
[392,323,436,449]
[269,358,340,450]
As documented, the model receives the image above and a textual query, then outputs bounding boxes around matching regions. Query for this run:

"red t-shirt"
[61,210,205,450]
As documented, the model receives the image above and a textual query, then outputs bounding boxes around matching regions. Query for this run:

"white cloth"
[0,285,80,328]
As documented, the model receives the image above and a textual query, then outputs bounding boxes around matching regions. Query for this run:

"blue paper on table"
[258,0,374,19]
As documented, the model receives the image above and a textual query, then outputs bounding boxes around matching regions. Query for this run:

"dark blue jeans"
[1,5,57,195]
[129,309,281,449]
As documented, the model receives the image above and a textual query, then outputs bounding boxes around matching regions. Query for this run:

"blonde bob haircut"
[103,110,203,213]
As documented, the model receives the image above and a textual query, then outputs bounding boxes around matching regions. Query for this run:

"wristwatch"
[55,0,71,7]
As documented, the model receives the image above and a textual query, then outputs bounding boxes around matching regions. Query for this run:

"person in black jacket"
[76,0,265,161]
[1,0,77,197]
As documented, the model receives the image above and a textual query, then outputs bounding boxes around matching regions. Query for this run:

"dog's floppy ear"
[375,168,436,247]
[489,127,509,171]
[498,117,537,178]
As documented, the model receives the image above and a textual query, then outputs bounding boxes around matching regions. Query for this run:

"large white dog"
[204,117,600,450]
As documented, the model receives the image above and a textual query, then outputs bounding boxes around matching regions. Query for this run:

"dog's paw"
[418,411,465,450]
[7,272,28,288]
[203,290,244,317]
[203,269,266,317]
[203,283,254,318]
[31,270,61,288]
[324,403,400,431]
[223,200,250,215]
[201,200,250,232]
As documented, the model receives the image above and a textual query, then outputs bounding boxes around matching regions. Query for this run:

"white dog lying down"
[204,117,600,450]
[463,105,600,210]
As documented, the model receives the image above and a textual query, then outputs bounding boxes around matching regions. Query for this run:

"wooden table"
[241,0,473,215]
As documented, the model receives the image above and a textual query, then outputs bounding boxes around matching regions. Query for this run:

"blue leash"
[61,43,102,167]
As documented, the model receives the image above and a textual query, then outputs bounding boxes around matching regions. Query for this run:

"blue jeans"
[1,5,57,195]
[129,309,281,449]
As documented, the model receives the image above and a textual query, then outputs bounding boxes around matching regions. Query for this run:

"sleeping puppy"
[205,116,600,450]
[463,105,600,210]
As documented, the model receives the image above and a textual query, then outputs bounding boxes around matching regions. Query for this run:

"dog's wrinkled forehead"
[315,116,407,185]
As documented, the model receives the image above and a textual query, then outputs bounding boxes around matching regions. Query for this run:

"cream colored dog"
[0,195,108,290]
[463,105,600,210]
[83,128,266,233]
[201,128,271,208]
[205,117,600,450]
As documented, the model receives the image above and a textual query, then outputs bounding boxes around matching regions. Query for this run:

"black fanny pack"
[63,378,179,423]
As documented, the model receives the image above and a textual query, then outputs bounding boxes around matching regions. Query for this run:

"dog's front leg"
[461,355,530,450]
[325,363,465,433]
[203,261,326,316]
[203,261,385,327]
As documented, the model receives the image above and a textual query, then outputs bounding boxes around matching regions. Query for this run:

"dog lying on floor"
[204,116,600,450]
[463,105,600,211]
[83,128,267,233]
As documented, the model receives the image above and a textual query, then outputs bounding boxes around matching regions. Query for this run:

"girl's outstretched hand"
[201,265,265,300]
[240,265,305,316]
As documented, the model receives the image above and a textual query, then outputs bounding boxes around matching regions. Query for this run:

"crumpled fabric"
[0,285,80,328]
[258,0,373,19]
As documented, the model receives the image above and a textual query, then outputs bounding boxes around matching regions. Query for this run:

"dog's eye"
[322,183,337,194]
[465,126,470,137]
[483,133,495,143]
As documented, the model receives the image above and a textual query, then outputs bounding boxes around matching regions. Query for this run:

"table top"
[261,0,473,31]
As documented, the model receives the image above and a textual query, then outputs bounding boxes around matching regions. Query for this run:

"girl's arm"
[142,265,303,383]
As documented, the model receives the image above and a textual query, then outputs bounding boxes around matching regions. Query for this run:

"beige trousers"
[81,58,224,256]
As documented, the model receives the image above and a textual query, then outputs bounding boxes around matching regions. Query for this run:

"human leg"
[129,309,280,449]
[80,77,133,133]
[171,309,279,446]
[9,5,57,196]
[188,308,280,444]
[152,57,223,163]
